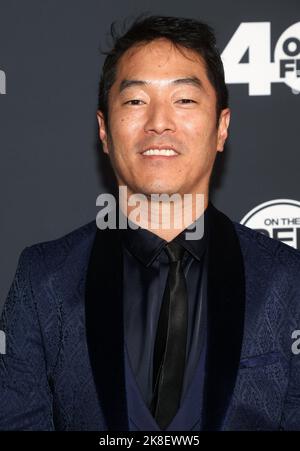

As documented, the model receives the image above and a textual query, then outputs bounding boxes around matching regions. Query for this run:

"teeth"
[142,148,177,156]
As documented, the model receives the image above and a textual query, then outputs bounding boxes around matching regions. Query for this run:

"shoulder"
[18,220,98,276]
[233,220,300,276]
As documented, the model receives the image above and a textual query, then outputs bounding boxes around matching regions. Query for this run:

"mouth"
[140,146,179,158]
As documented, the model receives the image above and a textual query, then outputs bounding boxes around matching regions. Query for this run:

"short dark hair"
[98,14,228,126]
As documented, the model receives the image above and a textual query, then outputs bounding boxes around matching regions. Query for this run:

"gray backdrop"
[1,0,299,310]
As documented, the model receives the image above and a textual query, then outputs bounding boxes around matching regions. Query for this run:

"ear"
[97,110,109,154]
[216,108,231,152]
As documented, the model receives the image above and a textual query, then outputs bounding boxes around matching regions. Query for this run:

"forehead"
[114,38,211,85]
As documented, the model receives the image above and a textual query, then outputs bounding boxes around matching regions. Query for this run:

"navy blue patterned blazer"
[1,203,300,430]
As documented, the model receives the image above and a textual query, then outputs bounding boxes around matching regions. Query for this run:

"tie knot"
[164,241,185,263]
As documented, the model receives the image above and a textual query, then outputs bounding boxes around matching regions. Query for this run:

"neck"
[118,187,209,241]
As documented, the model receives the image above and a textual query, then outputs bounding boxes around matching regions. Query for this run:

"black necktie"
[151,241,188,430]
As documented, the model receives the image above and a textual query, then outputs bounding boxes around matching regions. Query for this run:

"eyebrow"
[118,76,203,93]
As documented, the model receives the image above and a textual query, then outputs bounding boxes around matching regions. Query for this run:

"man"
[1,15,300,431]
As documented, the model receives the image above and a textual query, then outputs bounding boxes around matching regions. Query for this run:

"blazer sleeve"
[0,247,54,430]
[281,289,300,430]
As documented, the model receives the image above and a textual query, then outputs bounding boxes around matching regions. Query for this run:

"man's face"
[97,38,230,198]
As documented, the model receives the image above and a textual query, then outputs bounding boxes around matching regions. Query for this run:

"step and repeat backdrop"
[0,0,299,308]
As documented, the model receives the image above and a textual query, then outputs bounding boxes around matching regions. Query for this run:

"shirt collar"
[121,201,212,267]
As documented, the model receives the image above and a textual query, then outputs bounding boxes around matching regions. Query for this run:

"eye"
[124,99,145,105]
[176,99,197,104]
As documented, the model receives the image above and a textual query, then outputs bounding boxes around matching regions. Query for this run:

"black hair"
[98,14,228,126]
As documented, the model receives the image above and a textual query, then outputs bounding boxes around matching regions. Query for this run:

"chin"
[136,184,180,197]
[141,178,179,193]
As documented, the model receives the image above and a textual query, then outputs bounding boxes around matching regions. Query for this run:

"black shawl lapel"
[84,202,245,431]
[202,203,246,430]
[85,222,129,431]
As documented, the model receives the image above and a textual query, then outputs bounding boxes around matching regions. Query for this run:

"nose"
[144,101,176,135]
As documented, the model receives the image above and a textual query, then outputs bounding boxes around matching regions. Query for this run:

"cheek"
[182,120,218,168]
[186,111,216,140]
[182,117,210,147]
[110,113,143,141]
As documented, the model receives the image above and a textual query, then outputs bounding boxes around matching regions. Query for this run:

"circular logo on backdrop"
[240,199,300,250]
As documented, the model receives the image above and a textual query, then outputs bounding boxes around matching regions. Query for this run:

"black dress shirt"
[120,202,211,409]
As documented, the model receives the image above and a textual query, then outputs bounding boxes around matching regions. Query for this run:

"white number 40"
[221,22,300,95]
